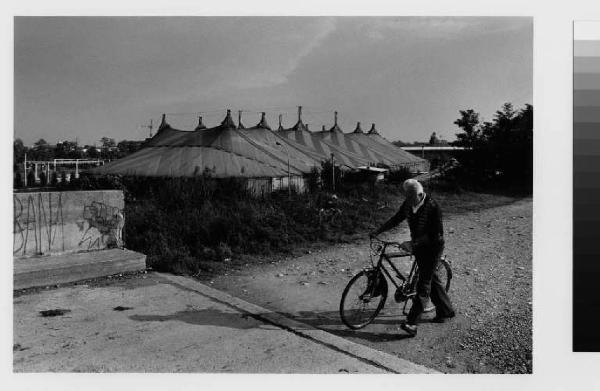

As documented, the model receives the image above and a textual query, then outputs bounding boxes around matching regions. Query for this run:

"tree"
[117,140,144,158]
[451,102,533,192]
[453,109,480,148]
[50,171,59,187]
[27,170,35,187]
[85,145,99,159]
[494,102,516,131]
[429,132,440,145]
[392,140,409,147]
[55,140,81,159]
[14,172,23,188]
[100,137,116,149]
[39,171,47,186]
[14,138,26,165]
[100,137,117,160]
[60,171,68,187]
[32,138,53,161]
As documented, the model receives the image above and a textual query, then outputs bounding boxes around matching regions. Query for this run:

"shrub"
[306,166,321,193]
[92,174,405,276]
[387,166,413,184]
[320,160,343,191]
[26,170,35,187]
[50,171,58,187]
[60,171,67,187]
[216,242,233,261]
[14,172,23,189]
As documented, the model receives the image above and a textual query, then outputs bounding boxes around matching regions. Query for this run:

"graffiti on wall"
[13,192,65,256]
[13,192,124,257]
[77,201,124,250]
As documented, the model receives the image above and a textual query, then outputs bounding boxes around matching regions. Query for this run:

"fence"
[15,159,106,187]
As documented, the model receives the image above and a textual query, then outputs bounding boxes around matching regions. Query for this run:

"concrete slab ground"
[13,272,435,373]
[13,249,146,290]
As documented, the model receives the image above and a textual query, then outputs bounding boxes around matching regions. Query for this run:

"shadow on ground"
[129,307,412,341]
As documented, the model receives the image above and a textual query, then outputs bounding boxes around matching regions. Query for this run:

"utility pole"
[331,153,335,192]
[23,152,27,187]
[276,141,291,199]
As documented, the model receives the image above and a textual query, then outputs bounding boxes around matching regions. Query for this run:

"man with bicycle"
[371,179,455,336]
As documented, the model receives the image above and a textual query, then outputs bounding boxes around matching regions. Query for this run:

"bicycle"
[339,236,452,330]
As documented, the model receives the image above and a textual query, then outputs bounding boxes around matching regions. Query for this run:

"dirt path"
[207,197,532,373]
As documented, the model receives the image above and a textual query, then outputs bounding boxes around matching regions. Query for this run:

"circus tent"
[91,107,429,192]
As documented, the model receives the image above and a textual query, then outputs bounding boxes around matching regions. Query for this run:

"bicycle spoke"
[340,270,386,328]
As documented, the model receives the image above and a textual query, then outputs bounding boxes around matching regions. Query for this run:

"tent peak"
[329,111,342,132]
[158,113,170,131]
[368,123,380,135]
[195,116,206,130]
[290,107,307,132]
[220,109,236,129]
[254,112,271,130]
[353,121,364,134]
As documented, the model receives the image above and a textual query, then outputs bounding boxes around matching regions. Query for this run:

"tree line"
[450,102,533,192]
[13,137,144,168]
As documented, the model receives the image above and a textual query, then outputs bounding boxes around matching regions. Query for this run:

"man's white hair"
[402,178,423,195]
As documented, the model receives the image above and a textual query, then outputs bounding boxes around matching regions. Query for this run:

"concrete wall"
[13,190,124,258]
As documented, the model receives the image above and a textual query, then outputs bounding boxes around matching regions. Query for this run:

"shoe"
[432,311,456,323]
[400,322,418,337]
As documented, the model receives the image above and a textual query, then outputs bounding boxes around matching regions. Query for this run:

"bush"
[216,242,233,261]
[453,103,532,194]
[27,170,35,187]
[387,166,413,184]
[60,171,67,187]
[39,172,47,186]
[320,160,343,191]
[306,166,321,193]
[50,171,58,187]
[85,174,406,276]
[14,172,23,189]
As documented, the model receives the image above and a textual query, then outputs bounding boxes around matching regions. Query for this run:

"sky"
[14,16,532,146]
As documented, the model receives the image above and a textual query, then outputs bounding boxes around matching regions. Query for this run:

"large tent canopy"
[347,122,427,171]
[92,107,429,178]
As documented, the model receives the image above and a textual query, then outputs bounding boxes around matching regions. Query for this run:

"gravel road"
[207,197,532,373]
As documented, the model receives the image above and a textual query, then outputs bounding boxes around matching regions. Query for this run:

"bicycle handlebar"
[370,236,413,255]
[370,236,401,247]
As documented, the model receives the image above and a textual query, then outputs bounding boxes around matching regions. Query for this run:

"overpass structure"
[400,146,468,169]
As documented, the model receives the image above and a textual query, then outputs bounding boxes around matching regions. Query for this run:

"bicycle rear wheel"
[339,269,388,330]
[399,259,452,316]
[439,257,452,292]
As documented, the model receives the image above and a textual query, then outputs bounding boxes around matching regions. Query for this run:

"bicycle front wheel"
[339,269,388,330]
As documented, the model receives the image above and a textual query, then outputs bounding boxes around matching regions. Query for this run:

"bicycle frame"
[369,238,420,315]
[375,244,414,290]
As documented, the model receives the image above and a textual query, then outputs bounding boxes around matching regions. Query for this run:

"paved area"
[13,272,434,373]
[14,248,146,290]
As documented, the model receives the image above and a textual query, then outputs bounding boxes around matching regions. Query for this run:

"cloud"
[153,18,338,106]
[363,17,530,41]
[232,17,338,90]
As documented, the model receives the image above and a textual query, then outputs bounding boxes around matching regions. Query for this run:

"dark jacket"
[375,194,444,253]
